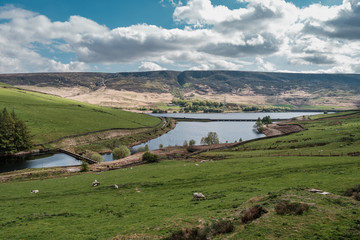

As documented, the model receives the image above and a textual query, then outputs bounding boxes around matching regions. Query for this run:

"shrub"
[211,220,234,235]
[189,139,196,146]
[80,161,89,172]
[164,227,208,240]
[343,185,360,201]
[257,126,265,133]
[241,205,268,223]
[275,200,309,215]
[91,152,104,162]
[164,220,234,240]
[137,146,146,152]
[142,152,158,163]
[112,145,130,159]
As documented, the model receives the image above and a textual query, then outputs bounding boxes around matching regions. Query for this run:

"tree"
[144,144,150,152]
[80,161,89,172]
[183,140,188,147]
[255,117,262,128]
[261,116,272,125]
[201,132,220,145]
[189,139,196,146]
[0,108,32,154]
[113,145,130,159]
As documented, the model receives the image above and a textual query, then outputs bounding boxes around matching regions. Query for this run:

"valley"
[1,71,359,110]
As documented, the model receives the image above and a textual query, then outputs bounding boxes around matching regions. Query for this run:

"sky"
[0,0,359,73]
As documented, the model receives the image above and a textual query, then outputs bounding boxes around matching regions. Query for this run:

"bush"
[343,185,360,201]
[137,146,146,152]
[211,220,234,235]
[275,200,309,215]
[91,152,104,162]
[164,220,234,240]
[164,227,208,240]
[142,152,158,163]
[113,145,130,159]
[80,161,89,172]
[241,205,268,223]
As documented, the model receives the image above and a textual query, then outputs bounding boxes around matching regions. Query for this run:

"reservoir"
[133,112,323,150]
[0,112,323,172]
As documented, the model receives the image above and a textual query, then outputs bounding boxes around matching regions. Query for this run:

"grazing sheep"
[31,190,39,194]
[114,184,119,189]
[92,180,100,187]
[193,192,206,200]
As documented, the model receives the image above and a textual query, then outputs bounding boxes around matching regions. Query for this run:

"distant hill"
[0,71,359,109]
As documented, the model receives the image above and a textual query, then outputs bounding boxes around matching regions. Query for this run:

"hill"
[0,71,359,109]
[0,86,161,144]
[0,111,359,239]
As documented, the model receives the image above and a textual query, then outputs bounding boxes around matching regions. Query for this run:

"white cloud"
[0,1,359,73]
[138,62,166,71]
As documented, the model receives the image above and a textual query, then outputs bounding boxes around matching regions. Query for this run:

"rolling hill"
[0,71,359,109]
[0,111,359,239]
[0,86,161,144]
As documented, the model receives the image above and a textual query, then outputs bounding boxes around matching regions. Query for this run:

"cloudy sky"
[0,0,359,73]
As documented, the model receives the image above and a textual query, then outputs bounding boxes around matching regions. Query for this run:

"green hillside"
[0,112,359,239]
[0,87,161,144]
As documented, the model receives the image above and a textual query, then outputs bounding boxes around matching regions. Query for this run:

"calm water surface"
[134,121,264,150]
[150,112,323,120]
[1,112,323,172]
[135,112,323,150]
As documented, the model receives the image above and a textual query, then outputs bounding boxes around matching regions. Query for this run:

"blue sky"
[0,0,358,73]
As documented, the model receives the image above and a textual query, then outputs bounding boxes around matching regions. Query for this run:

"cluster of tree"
[201,132,220,145]
[172,99,224,113]
[0,108,32,154]
[152,109,168,113]
[242,106,291,112]
[254,116,272,133]
[183,139,196,147]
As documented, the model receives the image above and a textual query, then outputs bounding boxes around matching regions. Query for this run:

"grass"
[0,87,161,144]
[0,112,359,239]
[211,111,360,158]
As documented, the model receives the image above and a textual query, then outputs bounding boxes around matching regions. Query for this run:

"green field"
[0,112,359,239]
[0,87,161,144]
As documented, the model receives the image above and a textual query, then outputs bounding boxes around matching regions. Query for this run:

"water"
[0,112,323,172]
[0,152,115,173]
[134,112,323,151]
[134,121,264,150]
[150,112,323,120]
[0,153,82,173]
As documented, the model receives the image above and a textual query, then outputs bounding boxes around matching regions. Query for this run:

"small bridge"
[58,149,97,164]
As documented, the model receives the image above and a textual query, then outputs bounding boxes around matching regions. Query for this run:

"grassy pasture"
[0,87,161,144]
[0,112,359,239]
